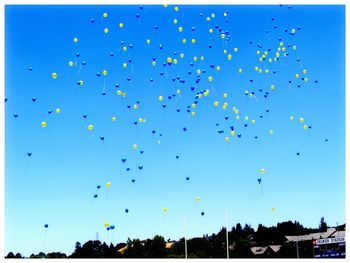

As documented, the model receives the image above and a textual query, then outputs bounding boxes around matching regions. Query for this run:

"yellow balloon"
[146,39,151,44]
[116,90,122,96]
[87,124,94,131]
[157,140,161,145]
[180,53,184,58]
[173,19,178,24]
[299,117,304,123]
[167,57,172,63]
[123,46,127,52]
[158,95,163,101]
[152,61,156,66]
[51,72,57,79]
[269,130,274,135]
[102,70,107,76]
[103,12,108,18]
[303,125,308,130]
[191,111,196,117]
[41,121,47,128]
[122,92,127,97]
[174,6,179,11]
[178,26,183,32]
[104,222,110,227]
[234,47,238,52]
[221,33,225,39]
[132,144,137,150]
[214,101,219,107]
[55,108,61,114]
[272,208,276,212]
[106,182,111,188]
[211,13,215,18]
[216,66,220,71]
[223,93,228,98]
[68,61,74,67]
[78,80,83,86]
[191,38,196,44]
[200,56,204,61]
[138,117,143,123]
[270,85,275,90]
[133,104,138,110]
[73,37,78,43]
[225,137,229,142]
[195,197,200,202]
[260,168,265,174]
[176,89,181,94]
[163,208,168,212]
[227,54,232,60]
[123,63,127,68]
[112,116,117,122]
[231,131,235,136]
[208,76,213,82]
[252,119,256,124]
[173,59,178,65]
[290,116,294,121]
[238,68,243,73]
[119,22,124,28]
[244,116,249,121]
[209,28,213,33]
[104,28,109,34]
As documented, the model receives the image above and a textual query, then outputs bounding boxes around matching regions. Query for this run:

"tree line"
[6,217,345,258]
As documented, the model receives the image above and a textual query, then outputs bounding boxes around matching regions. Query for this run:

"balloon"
[290,116,294,121]
[13,113,18,118]
[146,39,151,44]
[195,197,200,202]
[44,224,48,228]
[112,116,117,122]
[94,194,98,198]
[201,212,205,216]
[186,177,190,181]
[163,208,168,213]
[100,136,105,140]
[28,66,33,71]
[97,185,101,189]
[174,6,179,11]
[41,121,47,128]
[110,225,115,230]
[119,22,124,28]
[106,181,111,188]
[125,209,129,213]
[272,208,276,212]
[173,19,178,24]
[51,72,57,79]
[260,168,265,174]
[103,12,108,18]
[104,222,110,227]
[55,108,60,114]
[132,144,137,150]
[299,117,304,123]
[257,178,262,184]
[158,95,163,101]
[214,101,219,107]
[73,37,78,43]
[68,61,74,67]
[28,152,32,157]
[87,124,93,131]
[269,130,273,135]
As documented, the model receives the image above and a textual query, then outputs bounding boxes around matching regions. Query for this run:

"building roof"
[330,230,346,238]
[165,242,174,249]
[250,245,281,255]
[285,228,336,242]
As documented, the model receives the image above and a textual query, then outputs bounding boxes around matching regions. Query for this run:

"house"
[285,228,336,242]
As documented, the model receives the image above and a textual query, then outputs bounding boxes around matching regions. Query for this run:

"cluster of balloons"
[10,5,326,233]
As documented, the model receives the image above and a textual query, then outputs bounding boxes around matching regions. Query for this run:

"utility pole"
[184,216,188,259]
[296,240,299,258]
[226,209,229,259]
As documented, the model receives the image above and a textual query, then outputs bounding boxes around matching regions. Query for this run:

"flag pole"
[226,208,229,259]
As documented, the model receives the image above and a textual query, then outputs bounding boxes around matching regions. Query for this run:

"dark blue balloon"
[237,134,242,138]
[140,151,144,154]
[13,113,18,118]
[126,168,130,171]
[44,224,48,228]
[110,225,115,230]
[97,185,101,189]
[138,166,143,170]
[176,109,180,112]
[257,178,262,184]
[154,25,159,29]
[102,92,106,96]
[136,13,140,18]
[100,136,104,141]
[152,130,156,134]
[176,155,179,159]
[76,53,80,57]
[122,158,126,163]
[90,18,95,23]
[244,124,248,127]
[4,97,7,103]
[125,209,129,213]
[183,127,187,132]
[48,110,52,114]
[131,179,135,183]
[225,116,228,120]
[254,136,258,139]
[162,104,166,108]
[83,114,87,118]
[107,227,110,231]
[186,177,190,181]
[82,61,86,65]
[29,67,33,71]
[110,52,114,57]
[201,212,204,216]
[296,152,300,156]
[28,152,32,157]
[94,194,98,198]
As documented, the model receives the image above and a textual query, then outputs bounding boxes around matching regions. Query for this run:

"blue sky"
[5,4,345,256]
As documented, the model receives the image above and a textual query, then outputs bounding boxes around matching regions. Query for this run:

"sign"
[315,237,345,245]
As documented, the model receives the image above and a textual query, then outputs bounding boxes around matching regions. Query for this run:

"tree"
[149,235,167,257]
[319,217,327,232]
[5,252,15,258]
